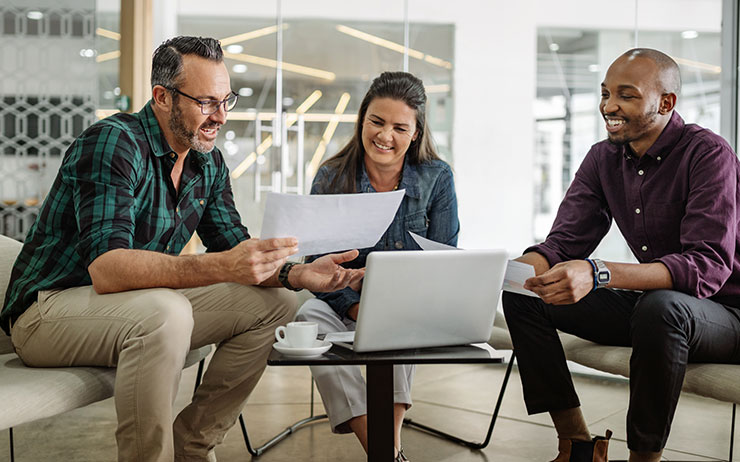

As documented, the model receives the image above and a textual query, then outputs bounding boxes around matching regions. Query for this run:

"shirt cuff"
[524,243,563,267]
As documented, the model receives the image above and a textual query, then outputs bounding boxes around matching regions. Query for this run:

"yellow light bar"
[96,50,121,63]
[231,90,323,179]
[227,112,357,123]
[673,57,721,74]
[336,25,423,59]
[336,25,453,70]
[230,152,257,179]
[224,51,335,81]
[96,27,121,41]
[308,92,351,177]
[425,84,450,93]
[220,24,289,46]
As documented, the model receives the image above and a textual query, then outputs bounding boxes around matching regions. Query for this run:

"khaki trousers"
[10,283,297,462]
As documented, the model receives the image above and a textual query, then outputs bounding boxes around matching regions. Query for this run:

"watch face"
[598,273,610,283]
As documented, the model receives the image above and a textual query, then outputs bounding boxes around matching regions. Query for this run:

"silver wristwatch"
[592,258,611,289]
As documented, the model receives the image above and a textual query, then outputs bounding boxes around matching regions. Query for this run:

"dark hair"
[151,36,223,89]
[620,48,682,96]
[321,71,440,193]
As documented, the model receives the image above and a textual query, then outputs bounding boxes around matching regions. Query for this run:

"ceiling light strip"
[336,25,452,70]
[673,57,721,74]
[96,50,121,63]
[224,51,335,81]
[231,90,323,179]
[307,92,351,177]
[220,24,289,46]
[96,27,121,40]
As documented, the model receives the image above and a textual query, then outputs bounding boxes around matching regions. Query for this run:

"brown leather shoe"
[550,430,612,462]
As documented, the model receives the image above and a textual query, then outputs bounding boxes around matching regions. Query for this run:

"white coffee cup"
[275,321,319,348]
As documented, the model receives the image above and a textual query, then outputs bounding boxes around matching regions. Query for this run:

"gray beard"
[169,103,215,153]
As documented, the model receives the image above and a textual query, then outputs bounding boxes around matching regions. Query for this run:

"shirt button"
[635,208,641,214]
[169,153,176,159]
[166,245,170,250]
[199,200,205,205]
[175,207,180,213]
[638,170,644,176]
[657,156,662,161]
[395,241,404,249]
[641,245,648,252]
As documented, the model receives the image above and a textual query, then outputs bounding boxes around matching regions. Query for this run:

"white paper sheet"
[503,260,539,297]
[324,331,356,343]
[409,232,459,251]
[409,232,539,298]
[260,190,405,257]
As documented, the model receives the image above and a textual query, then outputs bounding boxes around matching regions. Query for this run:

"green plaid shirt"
[1,102,250,334]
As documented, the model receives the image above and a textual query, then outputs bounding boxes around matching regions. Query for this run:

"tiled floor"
[1,353,736,461]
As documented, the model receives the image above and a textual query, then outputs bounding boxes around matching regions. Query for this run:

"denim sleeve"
[426,166,460,246]
[313,287,361,319]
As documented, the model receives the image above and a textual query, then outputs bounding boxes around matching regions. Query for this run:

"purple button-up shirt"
[528,112,740,300]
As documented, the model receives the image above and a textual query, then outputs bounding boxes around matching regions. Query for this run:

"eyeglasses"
[166,87,238,115]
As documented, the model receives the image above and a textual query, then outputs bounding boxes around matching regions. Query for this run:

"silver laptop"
[330,249,508,353]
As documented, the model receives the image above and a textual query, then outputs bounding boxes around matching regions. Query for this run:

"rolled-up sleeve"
[655,143,737,298]
[65,125,139,267]
[526,149,612,266]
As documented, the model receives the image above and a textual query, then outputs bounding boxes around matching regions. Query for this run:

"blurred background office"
[1,1,738,461]
[0,0,731,262]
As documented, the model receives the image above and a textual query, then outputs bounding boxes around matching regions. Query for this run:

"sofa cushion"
[0,344,211,431]
[0,234,22,354]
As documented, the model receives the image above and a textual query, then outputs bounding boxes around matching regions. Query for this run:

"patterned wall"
[0,1,97,240]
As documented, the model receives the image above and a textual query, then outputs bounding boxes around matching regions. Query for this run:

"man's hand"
[226,238,299,285]
[289,250,365,293]
[523,260,594,305]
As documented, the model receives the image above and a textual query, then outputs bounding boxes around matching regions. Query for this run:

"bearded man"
[1,36,363,462]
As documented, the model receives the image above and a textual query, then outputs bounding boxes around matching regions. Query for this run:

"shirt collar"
[358,156,420,198]
[138,100,211,168]
[641,111,685,161]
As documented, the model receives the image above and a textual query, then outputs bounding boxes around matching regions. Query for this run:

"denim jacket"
[309,157,460,319]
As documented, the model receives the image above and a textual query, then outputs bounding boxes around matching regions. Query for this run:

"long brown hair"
[320,71,440,193]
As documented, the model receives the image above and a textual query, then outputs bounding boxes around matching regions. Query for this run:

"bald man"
[503,48,740,462]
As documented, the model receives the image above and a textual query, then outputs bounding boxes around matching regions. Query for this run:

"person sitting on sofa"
[295,71,460,462]
[0,36,363,462]
[503,48,740,462]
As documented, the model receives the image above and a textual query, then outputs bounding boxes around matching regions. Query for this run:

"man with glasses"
[1,36,363,462]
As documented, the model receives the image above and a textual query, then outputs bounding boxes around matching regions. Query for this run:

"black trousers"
[502,289,740,452]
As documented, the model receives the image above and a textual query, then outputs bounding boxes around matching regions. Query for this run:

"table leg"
[366,363,394,461]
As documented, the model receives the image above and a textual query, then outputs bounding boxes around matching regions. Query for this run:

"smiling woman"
[294,71,460,461]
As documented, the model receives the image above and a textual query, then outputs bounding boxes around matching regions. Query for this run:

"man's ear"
[658,92,677,115]
[152,85,171,111]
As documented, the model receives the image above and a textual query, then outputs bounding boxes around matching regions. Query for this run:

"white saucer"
[273,340,332,357]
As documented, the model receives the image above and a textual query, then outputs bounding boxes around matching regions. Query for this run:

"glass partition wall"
[0,0,735,257]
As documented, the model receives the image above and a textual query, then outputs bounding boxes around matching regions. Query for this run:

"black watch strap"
[278,262,301,291]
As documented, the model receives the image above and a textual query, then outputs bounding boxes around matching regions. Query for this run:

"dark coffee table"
[267,343,503,461]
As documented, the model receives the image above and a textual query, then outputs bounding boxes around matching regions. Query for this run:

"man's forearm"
[516,252,551,276]
[606,261,673,291]
[89,248,234,294]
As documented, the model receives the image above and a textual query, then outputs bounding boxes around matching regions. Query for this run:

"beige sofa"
[0,234,210,459]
